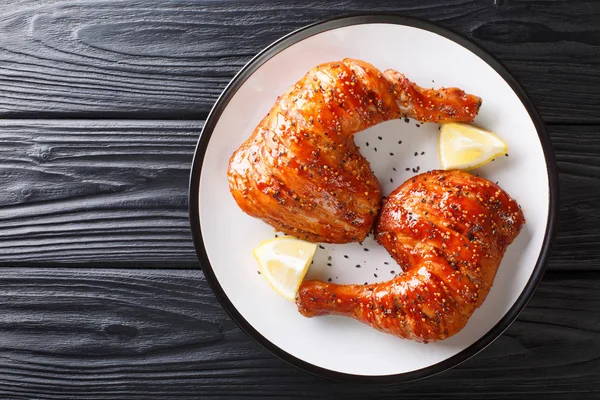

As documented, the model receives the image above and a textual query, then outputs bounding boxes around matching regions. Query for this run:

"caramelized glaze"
[296,170,524,342]
[228,59,482,243]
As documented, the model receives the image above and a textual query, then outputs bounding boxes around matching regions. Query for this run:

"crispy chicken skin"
[228,59,482,243]
[296,170,525,342]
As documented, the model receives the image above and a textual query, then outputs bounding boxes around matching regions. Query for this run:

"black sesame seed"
[319,245,325,249]
[390,270,395,274]
[398,140,403,144]
[364,282,368,285]
[405,167,410,171]
[415,124,420,128]
[311,260,314,265]
[344,255,349,259]
[328,278,332,282]
[374,273,378,278]
[355,264,361,268]
[384,262,389,265]
[274,234,278,238]
[421,151,425,155]
[327,256,332,261]
[364,248,369,252]
[374,148,378,152]
[327,263,332,267]
[378,136,382,140]
[404,117,409,123]
[390,178,394,183]
[390,152,394,156]
[414,152,418,156]
[257,270,261,275]
[393,167,397,171]
[505,153,509,157]
[366,142,369,147]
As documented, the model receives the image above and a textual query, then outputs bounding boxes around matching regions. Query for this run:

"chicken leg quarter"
[228,59,482,243]
[296,170,525,342]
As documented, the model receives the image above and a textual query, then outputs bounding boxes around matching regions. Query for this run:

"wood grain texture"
[0,120,597,270]
[0,120,201,267]
[0,268,597,399]
[552,124,600,271]
[0,0,598,122]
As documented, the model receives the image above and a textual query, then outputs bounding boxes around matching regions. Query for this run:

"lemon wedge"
[439,122,508,170]
[253,236,318,301]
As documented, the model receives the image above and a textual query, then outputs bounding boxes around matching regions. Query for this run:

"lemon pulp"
[252,236,318,301]
[439,122,508,170]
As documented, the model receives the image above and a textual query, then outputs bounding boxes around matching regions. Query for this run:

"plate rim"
[188,13,559,383]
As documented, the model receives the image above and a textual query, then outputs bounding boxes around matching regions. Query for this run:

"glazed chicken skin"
[296,170,525,343]
[228,59,482,243]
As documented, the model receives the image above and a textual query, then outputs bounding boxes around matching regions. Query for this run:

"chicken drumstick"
[228,59,482,243]
[296,170,525,342]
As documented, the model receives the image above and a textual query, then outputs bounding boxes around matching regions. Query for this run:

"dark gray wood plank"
[0,0,598,123]
[0,120,200,268]
[0,268,597,399]
[552,124,600,271]
[0,120,597,270]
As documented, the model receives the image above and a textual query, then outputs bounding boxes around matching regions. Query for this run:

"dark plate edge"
[188,13,559,384]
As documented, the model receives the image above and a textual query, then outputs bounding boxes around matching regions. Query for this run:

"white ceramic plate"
[189,15,558,382]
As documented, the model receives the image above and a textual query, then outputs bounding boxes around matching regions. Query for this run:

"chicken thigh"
[296,170,525,342]
[228,59,482,243]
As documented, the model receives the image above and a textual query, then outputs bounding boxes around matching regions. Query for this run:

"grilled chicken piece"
[228,59,482,243]
[296,170,525,342]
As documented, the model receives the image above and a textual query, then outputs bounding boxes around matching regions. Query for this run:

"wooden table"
[0,1,598,398]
